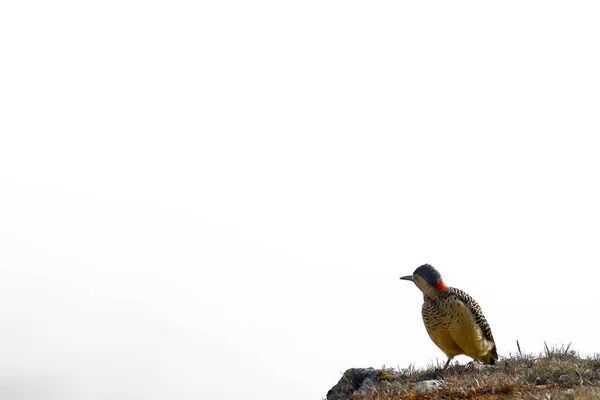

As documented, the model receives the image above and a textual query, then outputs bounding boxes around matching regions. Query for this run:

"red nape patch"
[436,281,447,291]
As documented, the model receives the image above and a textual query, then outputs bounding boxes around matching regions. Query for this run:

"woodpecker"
[400,264,497,372]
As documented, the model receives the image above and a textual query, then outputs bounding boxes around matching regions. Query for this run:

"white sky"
[1,1,599,399]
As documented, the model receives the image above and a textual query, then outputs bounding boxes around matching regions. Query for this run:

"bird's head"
[400,264,447,297]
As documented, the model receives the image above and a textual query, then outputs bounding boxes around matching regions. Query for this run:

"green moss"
[377,370,397,382]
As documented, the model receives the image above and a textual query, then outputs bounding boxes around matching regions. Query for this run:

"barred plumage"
[444,287,496,347]
[401,264,498,372]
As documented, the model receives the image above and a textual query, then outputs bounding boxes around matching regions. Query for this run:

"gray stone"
[535,376,549,385]
[326,368,380,400]
[413,379,445,393]
[357,377,376,392]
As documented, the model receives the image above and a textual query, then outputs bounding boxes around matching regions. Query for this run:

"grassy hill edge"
[326,345,600,399]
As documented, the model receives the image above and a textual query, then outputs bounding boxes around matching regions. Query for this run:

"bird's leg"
[442,357,453,374]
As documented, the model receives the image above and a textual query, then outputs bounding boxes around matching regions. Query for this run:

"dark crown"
[414,264,443,286]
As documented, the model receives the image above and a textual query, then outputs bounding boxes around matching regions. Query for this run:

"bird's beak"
[400,275,415,282]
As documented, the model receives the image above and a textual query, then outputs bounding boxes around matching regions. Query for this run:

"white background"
[1,1,599,399]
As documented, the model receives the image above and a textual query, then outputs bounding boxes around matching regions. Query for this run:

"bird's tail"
[481,344,498,365]
[489,344,498,365]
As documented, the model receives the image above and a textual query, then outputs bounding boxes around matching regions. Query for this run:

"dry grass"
[326,344,600,400]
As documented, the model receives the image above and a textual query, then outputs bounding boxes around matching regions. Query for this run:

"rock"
[413,379,445,393]
[583,369,599,382]
[465,361,501,372]
[357,377,376,392]
[326,368,380,400]
[558,374,570,382]
[558,373,581,386]
[535,376,549,385]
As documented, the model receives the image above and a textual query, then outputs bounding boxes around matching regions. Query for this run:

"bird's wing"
[446,287,496,344]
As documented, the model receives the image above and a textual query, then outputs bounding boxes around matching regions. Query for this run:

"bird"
[400,263,497,373]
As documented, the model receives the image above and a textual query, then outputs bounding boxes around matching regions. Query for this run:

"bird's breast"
[422,297,493,359]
